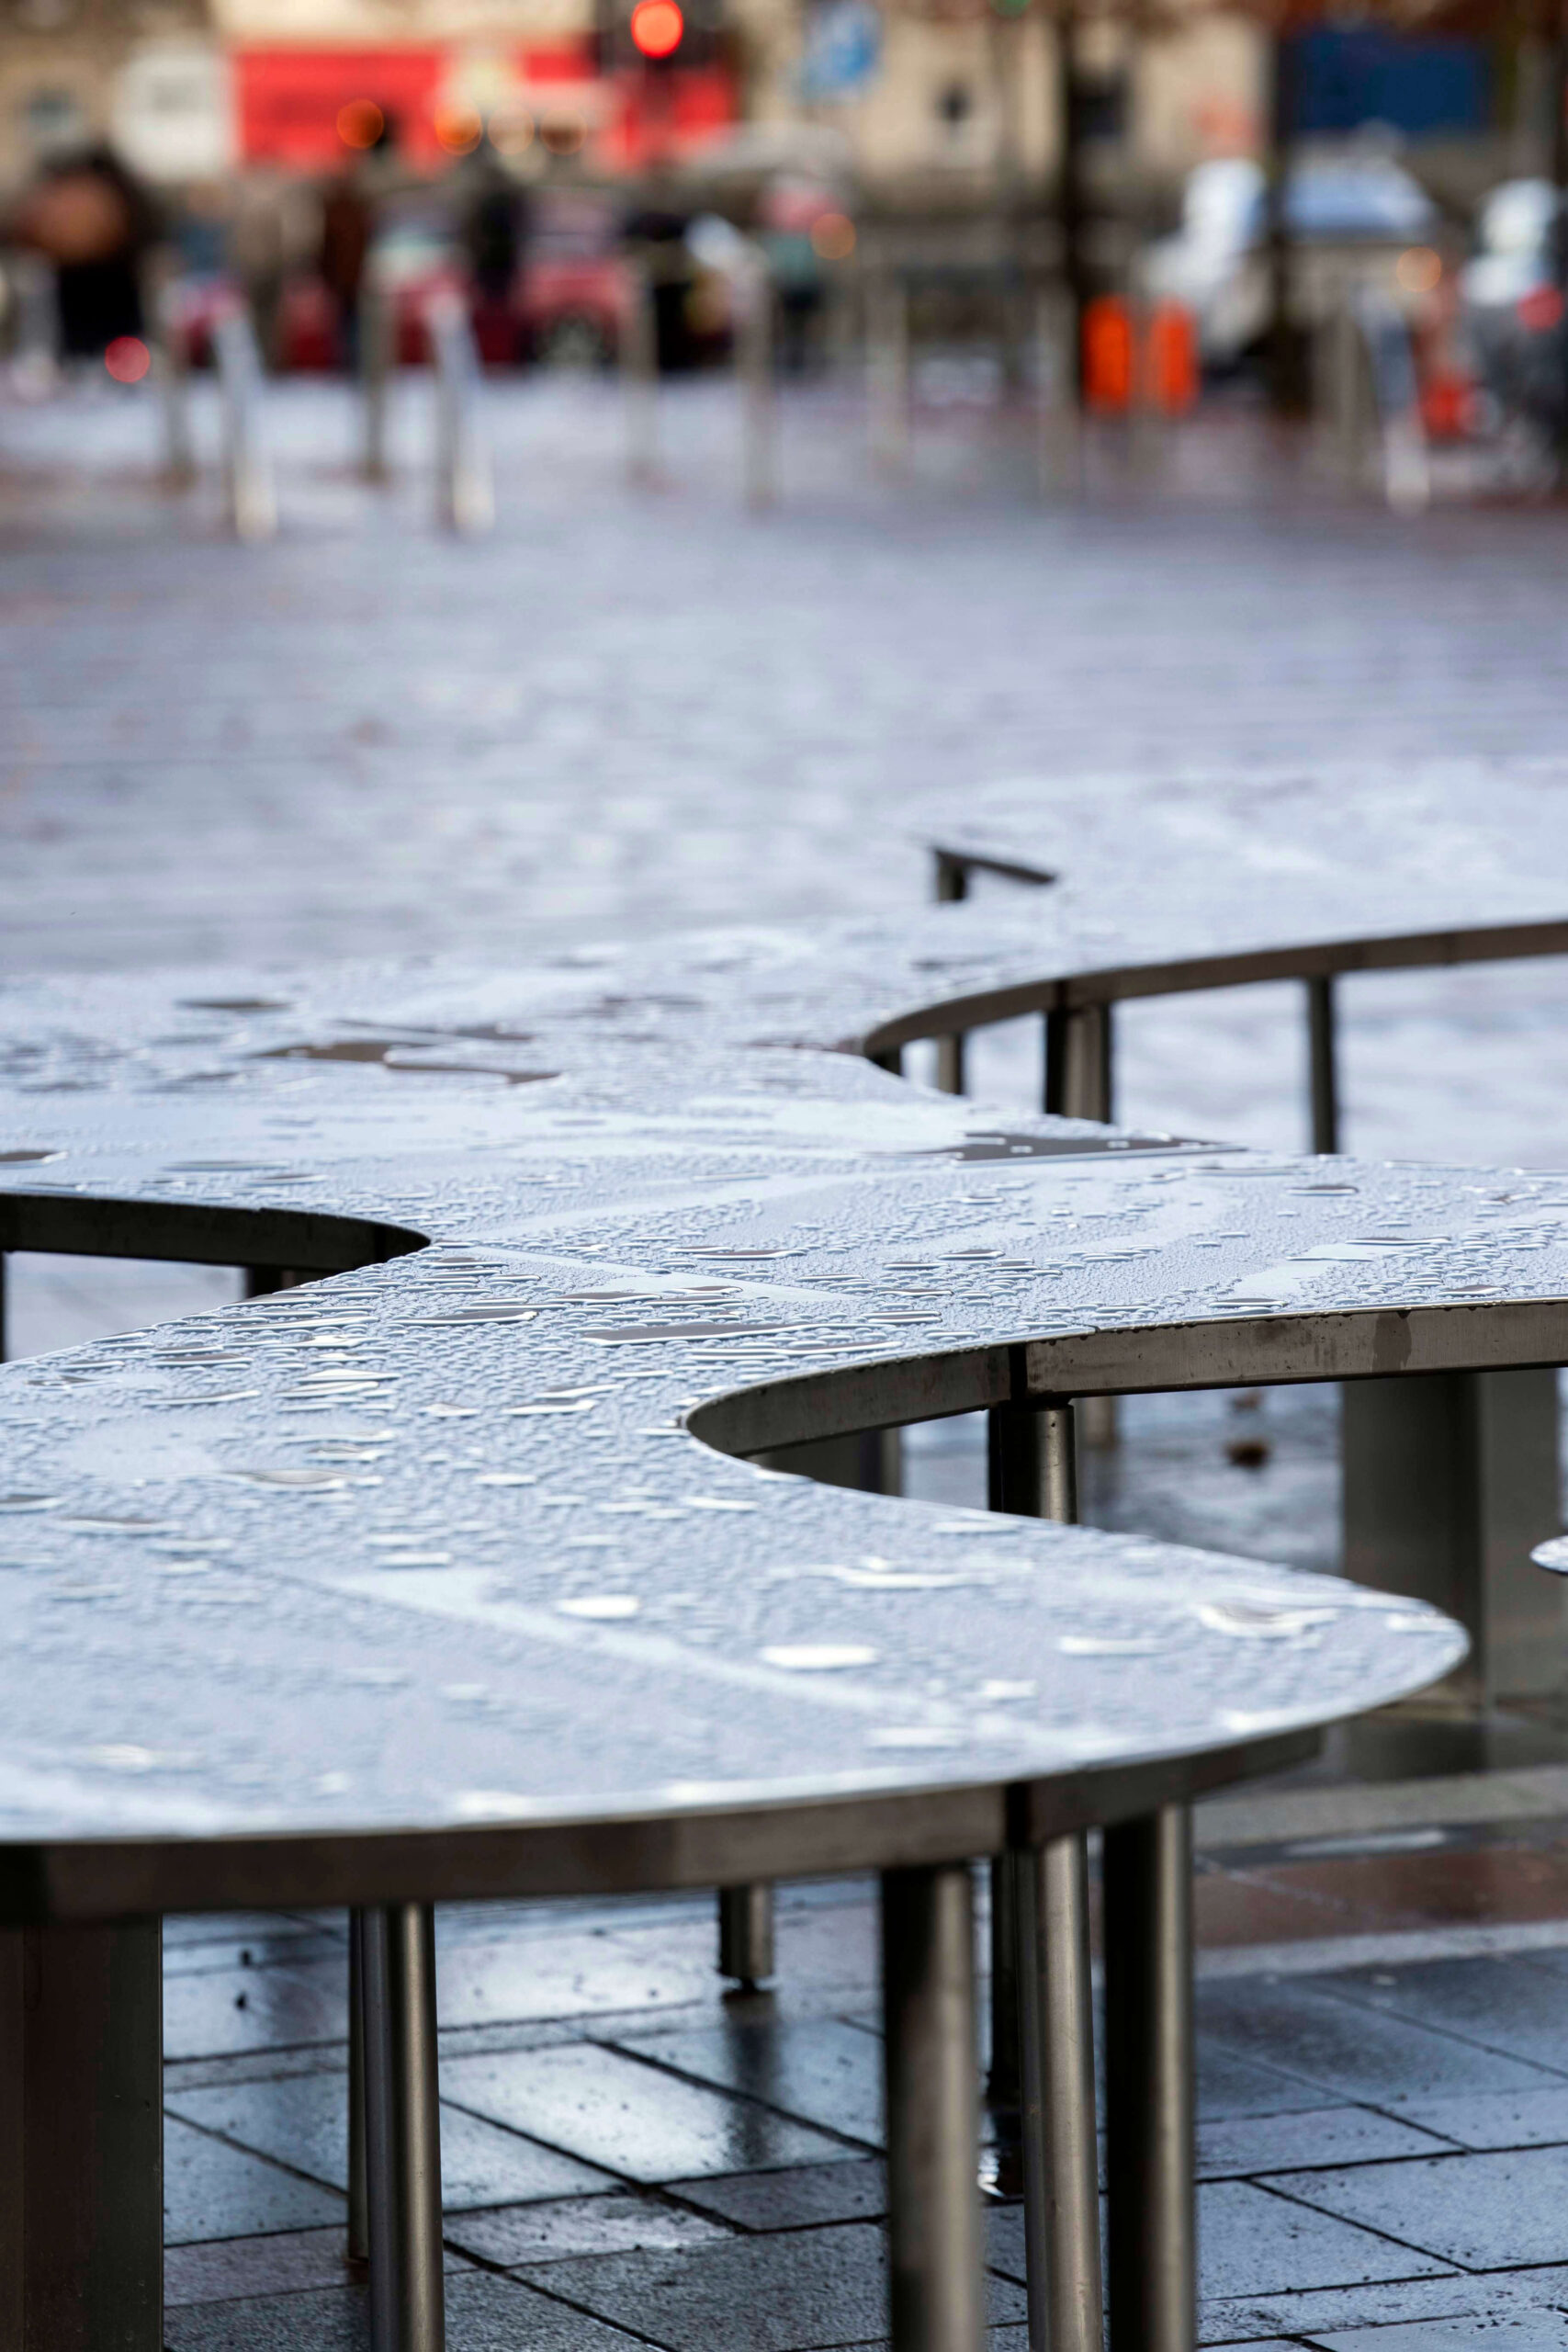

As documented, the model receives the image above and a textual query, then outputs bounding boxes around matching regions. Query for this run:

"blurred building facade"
[0,0,1534,224]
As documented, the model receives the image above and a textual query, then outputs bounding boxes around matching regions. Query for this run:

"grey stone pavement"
[12,373,1568,2346]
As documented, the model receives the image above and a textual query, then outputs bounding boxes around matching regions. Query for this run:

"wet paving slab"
[151,1847,1568,2349]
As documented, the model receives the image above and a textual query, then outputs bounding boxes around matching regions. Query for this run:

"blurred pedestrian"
[624,173,697,372]
[320,109,400,368]
[457,133,530,362]
[9,144,158,362]
[229,166,308,371]
[758,178,831,376]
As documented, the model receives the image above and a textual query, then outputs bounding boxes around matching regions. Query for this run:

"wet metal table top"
[915,760,1568,1012]
[3,914,1543,1921]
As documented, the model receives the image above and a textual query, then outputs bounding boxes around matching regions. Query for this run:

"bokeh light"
[1395,246,1442,296]
[1519,284,1565,332]
[630,0,684,58]
[490,109,536,156]
[434,104,483,153]
[104,336,150,384]
[811,213,856,262]
[336,98,385,149]
[540,115,586,154]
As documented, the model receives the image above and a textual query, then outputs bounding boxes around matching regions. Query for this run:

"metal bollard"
[1334,290,1429,515]
[1034,288,1079,495]
[868,273,910,472]
[625,263,660,489]
[151,295,196,492]
[211,309,276,542]
[361,279,394,484]
[737,249,776,512]
[6,252,58,398]
[428,294,494,537]
[1126,256,1159,480]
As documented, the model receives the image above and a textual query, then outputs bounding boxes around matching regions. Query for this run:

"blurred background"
[3,0,1568,481]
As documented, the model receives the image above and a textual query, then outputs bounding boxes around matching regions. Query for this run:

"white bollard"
[428,294,493,537]
[211,308,276,542]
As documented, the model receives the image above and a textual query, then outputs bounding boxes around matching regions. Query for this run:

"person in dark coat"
[11,145,157,359]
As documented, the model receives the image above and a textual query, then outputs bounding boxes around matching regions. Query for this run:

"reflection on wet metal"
[0,896,1513,2352]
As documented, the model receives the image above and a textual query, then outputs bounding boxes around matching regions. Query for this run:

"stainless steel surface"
[0,945,1483,1919]
[1016,1836,1104,2352]
[363,1903,445,2352]
[0,834,1530,2343]
[882,1862,984,2352]
[1342,1366,1564,1706]
[0,1919,163,2351]
[716,1883,775,1986]
[1102,1804,1196,2352]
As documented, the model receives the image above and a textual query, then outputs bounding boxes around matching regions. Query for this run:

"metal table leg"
[716,1425,901,1987]
[1102,1804,1195,2352]
[1342,1365,1563,1713]
[932,852,969,904]
[1015,1838,1104,2352]
[1305,974,1338,1155]
[0,1920,164,2350]
[361,1903,445,2352]
[716,1883,775,1987]
[1042,1012,1118,1451]
[882,1863,984,2352]
[1043,1003,1113,1124]
[990,1399,1105,2346]
[987,1397,1080,2125]
[349,1906,369,2266]
[986,1848,1021,2118]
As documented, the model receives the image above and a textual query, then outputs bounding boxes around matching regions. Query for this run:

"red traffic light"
[630,0,683,56]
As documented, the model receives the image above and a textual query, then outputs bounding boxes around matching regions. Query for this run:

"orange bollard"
[1082,295,1133,413]
[1145,300,1199,415]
